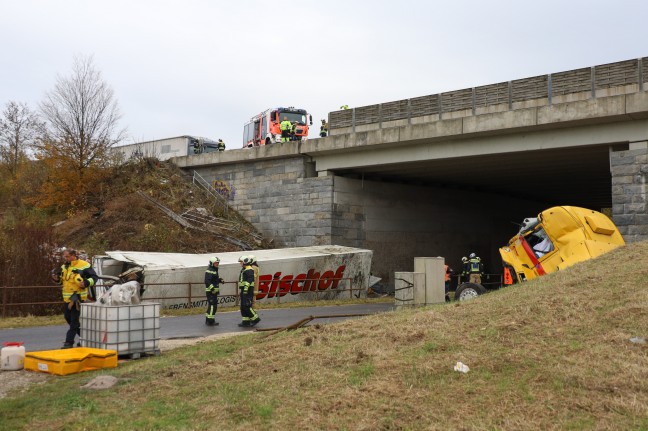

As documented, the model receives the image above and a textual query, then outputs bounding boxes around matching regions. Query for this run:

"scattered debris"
[81,375,118,390]
[629,337,646,345]
[454,361,470,373]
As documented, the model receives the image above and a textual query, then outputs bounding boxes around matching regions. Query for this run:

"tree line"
[0,55,126,300]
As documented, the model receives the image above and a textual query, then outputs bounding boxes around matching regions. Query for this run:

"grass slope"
[1,242,646,430]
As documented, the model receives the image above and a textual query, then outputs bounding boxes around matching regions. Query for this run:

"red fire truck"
[243,107,312,148]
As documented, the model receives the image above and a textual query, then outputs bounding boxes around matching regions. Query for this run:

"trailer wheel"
[455,283,486,301]
[265,137,271,146]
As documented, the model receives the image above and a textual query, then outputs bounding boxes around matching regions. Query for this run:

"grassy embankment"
[0,242,646,430]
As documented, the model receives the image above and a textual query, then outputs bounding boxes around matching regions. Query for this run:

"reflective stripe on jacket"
[60,259,95,302]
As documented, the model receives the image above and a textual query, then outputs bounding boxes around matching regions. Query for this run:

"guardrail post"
[508,81,512,110]
[548,74,553,105]
[351,109,356,133]
[639,58,644,92]
[591,66,596,99]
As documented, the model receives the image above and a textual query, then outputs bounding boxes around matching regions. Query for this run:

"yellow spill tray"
[24,347,117,376]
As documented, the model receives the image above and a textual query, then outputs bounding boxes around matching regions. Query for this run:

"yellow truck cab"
[499,206,625,283]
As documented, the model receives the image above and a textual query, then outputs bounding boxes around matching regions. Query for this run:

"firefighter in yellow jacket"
[280,116,292,142]
[51,248,98,348]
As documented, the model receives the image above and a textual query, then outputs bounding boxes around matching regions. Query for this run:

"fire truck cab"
[243,106,312,148]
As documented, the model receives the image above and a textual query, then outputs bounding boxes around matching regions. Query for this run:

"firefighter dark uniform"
[289,121,299,141]
[248,255,259,307]
[217,139,225,152]
[204,257,224,326]
[53,249,98,348]
[463,253,484,284]
[280,117,292,142]
[320,119,328,137]
[238,257,260,327]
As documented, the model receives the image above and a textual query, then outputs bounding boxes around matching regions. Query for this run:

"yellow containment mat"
[24,347,117,376]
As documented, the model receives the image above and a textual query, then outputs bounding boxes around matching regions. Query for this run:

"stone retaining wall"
[611,144,648,243]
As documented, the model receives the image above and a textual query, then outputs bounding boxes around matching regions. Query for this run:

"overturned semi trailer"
[92,245,373,310]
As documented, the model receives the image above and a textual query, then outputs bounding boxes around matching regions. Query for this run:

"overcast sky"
[1,0,647,149]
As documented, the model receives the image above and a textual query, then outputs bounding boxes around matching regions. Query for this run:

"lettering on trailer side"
[256,265,347,300]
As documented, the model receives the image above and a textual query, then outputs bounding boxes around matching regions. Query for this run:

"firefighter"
[463,253,484,284]
[238,256,260,327]
[280,116,292,142]
[248,255,259,307]
[320,119,328,137]
[204,256,224,326]
[444,264,454,301]
[217,139,225,152]
[460,256,468,282]
[290,121,299,141]
[51,248,98,349]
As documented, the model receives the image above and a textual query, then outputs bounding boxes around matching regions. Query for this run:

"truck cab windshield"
[279,112,306,124]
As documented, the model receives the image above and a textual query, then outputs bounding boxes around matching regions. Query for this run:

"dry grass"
[1,241,647,430]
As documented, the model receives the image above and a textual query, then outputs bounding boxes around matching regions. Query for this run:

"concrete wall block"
[610,154,636,166]
[474,103,509,116]
[613,164,641,176]
[634,213,648,225]
[410,114,440,125]
[625,203,647,213]
[612,203,625,216]
[462,108,537,134]
[631,194,647,204]
[612,175,635,185]
[623,184,647,195]
[537,95,625,124]
[625,91,648,116]
[627,224,648,235]
[612,194,630,204]
[623,148,648,158]
[613,214,635,226]
[625,234,648,243]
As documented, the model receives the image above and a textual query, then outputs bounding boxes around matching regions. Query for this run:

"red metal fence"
[1,277,363,318]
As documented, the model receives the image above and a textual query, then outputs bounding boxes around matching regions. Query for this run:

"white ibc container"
[81,302,161,356]
[1,342,25,371]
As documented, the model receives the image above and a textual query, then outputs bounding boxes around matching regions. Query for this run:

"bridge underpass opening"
[328,144,620,290]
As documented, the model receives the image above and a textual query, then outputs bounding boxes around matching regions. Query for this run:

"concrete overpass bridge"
[174,57,648,288]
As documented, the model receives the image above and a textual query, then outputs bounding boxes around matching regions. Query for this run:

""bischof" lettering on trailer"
[257,265,346,299]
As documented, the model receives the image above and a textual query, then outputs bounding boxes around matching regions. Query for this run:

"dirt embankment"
[53,158,268,255]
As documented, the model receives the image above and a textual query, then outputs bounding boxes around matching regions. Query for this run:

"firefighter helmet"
[469,253,476,259]
[209,256,220,264]
[242,257,252,265]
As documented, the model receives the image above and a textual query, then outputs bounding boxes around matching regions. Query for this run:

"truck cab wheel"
[455,283,487,301]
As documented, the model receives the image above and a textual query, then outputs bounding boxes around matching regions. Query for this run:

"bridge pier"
[611,143,648,243]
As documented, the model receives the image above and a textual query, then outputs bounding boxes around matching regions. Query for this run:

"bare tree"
[0,101,43,179]
[39,55,126,176]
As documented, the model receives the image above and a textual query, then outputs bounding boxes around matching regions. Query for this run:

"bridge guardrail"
[330,57,647,132]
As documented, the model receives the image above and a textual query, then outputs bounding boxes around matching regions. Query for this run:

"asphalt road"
[0,303,395,352]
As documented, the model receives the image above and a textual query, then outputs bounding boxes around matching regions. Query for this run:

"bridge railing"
[330,57,648,133]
